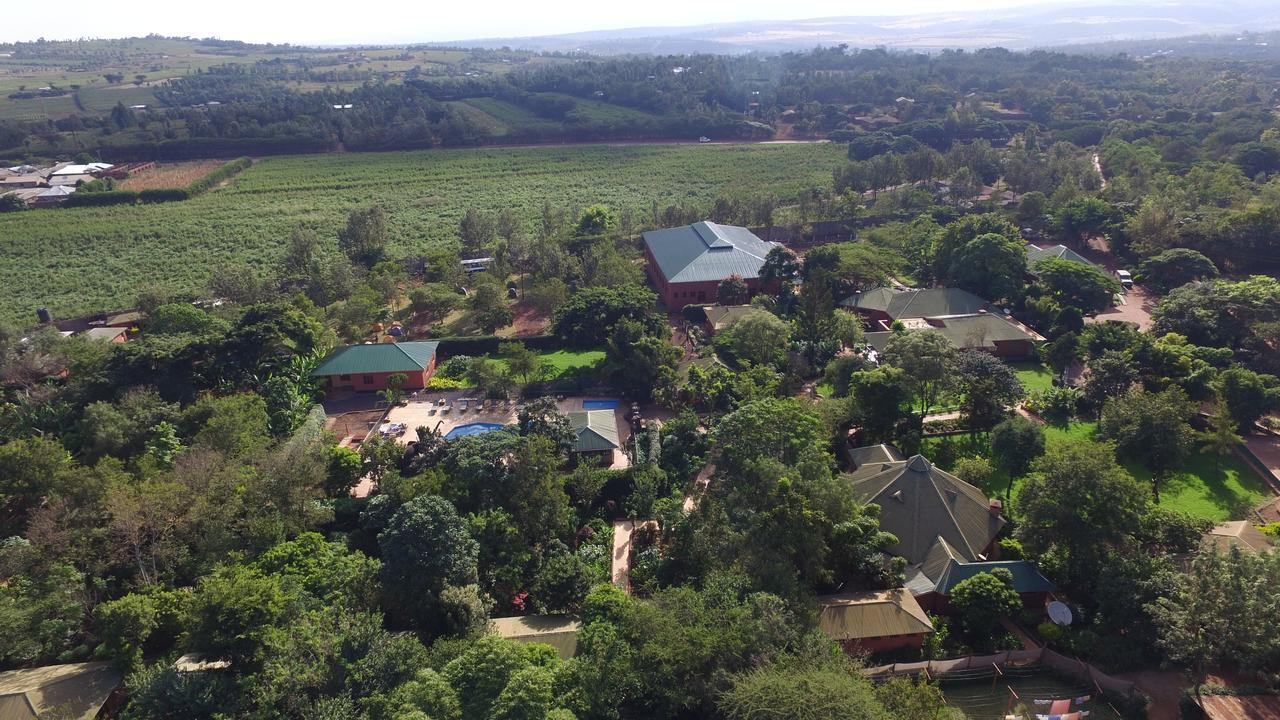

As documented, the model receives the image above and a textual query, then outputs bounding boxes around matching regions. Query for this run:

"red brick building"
[642,221,778,308]
[311,341,439,392]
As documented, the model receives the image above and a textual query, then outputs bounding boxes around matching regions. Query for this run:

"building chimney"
[988,498,1003,517]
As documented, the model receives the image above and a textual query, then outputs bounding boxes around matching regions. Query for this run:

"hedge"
[187,156,252,196]
[139,188,191,203]
[62,190,138,208]
[432,334,560,356]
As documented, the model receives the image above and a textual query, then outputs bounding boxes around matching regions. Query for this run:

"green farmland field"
[0,141,844,327]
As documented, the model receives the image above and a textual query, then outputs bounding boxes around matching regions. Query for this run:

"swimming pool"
[445,422,505,439]
[582,399,619,410]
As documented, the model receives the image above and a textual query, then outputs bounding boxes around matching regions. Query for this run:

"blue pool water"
[582,399,620,410]
[445,422,505,439]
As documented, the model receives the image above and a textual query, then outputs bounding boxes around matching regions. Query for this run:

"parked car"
[698,136,711,143]
[1116,269,1133,291]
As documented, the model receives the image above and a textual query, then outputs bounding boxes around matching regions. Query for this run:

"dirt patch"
[325,409,385,445]
[504,299,550,337]
[118,160,225,191]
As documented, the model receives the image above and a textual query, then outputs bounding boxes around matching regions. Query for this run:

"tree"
[553,285,663,347]
[389,669,462,720]
[1017,439,1149,585]
[882,330,957,418]
[1217,367,1280,434]
[1200,396,1243,466]
[1036,258,1120,314]
[526,278,567,317]
[531,550,594,613]
[574,204,617,237]
[934,213,1020,281]
[847,367,914,445]
[989,415,1045,495]
[1148,546,1280,697]
[948,233,1026,301]
[377,495,479,633]
[471,279,513,333]
[715,311,791,368]
[1138,249,1219,294]
[1099,388,1196,499]
[1080,350,1137,414]
[500,342,544,388]
[490,665,559,720]
[516,397,575,455]
[759,246,801,290]
[1053,196,1120,245]
[409,283,461,325]
[605,319,680,402]
[459,209,496,253]
[338,205,388,266]
[719,661,898,720]
[950,568,1021,649]
[187,565,289,666]
[953,350,1023,430]
[717,274,749,306]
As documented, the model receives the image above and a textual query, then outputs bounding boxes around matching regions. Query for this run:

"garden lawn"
[489,348,605,381]
[919,420,1272,521]
[1010,361,1056,394]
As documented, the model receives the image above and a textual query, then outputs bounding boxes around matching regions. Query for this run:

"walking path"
[610,519,656,593]
[1000,618,1042,650]
[683,462,716,512]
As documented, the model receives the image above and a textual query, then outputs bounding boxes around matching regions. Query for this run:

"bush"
[63,190,138,207]
[138,188,191,203]
[186,157,251,196]
[1036,621,1064,644]
[437,355,474,378]
[427,376,468,390]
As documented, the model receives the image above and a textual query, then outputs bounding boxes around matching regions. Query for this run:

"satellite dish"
[1047,601,1073,626]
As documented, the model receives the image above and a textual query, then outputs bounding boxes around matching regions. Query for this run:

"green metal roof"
[840,287,990,319]
[311,341,439,377]
[863,315,1040,353]
[643,221,777,283]
[568,410,620,452]
[1025,243,1096,275]
[932,560,1057,595]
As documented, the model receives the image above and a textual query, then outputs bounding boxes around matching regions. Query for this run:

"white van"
[1116,269,1133,291]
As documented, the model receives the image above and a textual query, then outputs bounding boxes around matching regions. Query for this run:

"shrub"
[1036,621,1065,644]
[63,190,138,207]
[437,355,474,378]
[427,376,468,390]
[138,188,191,203]
[186,157,251,196]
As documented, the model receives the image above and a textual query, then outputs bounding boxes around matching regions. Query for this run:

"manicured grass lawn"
[920,420,1272,521]
[488,348,605,381]
[1010,361,1056,394]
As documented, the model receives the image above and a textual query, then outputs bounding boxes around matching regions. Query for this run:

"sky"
[4,0,1066,45]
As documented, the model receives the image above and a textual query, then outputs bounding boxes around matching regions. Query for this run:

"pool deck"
[383,391,633,470]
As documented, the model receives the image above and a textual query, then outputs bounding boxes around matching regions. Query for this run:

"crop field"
[117,160,227,191]
[0,141,844,327]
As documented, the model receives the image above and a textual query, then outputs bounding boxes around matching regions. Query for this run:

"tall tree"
[1098,388,1196,500]
[1017,439,1149,586]
[338,205,388,266]
[881,330,957,418]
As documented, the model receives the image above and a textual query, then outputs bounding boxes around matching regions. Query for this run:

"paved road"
[1089,286,1155,331]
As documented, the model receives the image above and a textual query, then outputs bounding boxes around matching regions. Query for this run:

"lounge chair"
[460,399,469,412]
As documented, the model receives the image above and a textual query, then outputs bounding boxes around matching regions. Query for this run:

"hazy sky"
[5,0,1064,45]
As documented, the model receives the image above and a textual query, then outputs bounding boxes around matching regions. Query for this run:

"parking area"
[1089,285,1155,330]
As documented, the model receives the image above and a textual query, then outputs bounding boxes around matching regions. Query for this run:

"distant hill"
[446,0,1280,54]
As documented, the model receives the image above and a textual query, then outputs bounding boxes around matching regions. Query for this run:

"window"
[362,375,374,385]
[339,374,350,380]
[697,291,706,301]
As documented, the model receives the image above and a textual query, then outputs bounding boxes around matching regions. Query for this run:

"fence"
[863,648,1136,697]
